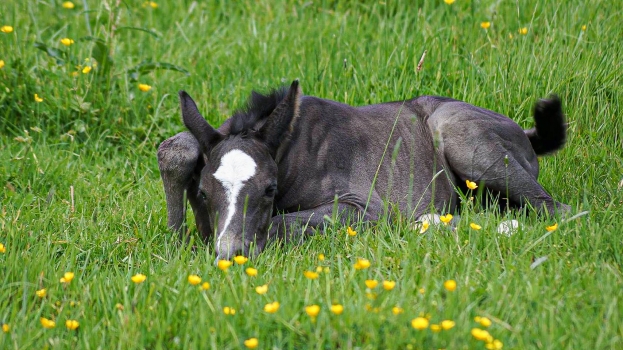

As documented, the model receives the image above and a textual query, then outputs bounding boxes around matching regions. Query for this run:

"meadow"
[1,0,622,349]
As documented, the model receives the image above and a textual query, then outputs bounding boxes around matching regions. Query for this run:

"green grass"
[1,0,622,348]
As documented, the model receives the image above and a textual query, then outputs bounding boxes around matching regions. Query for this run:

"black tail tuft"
[524,94,567,155]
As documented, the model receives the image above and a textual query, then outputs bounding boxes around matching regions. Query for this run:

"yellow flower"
[60,272,75,283]
[519,27,528,35]
[391,306,404,315]
[131,273,146,284]
[34,94,43,103]
[419,287,425,294]
[471,328,493,342]
[149,1,158,8]
[188,274,201,285]
[444,0,455,4]
[318,253,325,261]
[223,306,236,315]
[65,319,79,330]
[330,304,344,315]
[62,1,75,9]
[546,223,558,232]
[581,25,587,31]
[354,258,371,270]
[243,338,258,349]
[443,279,457,291]
[430,324,442,332]
[418,220,430,233]
[470,222,482,230]
[82,66,91,74]
[0,60,5,69]
[201,282,210,290]
[440,213,453,225]
[60,38,75,46]
[441,319,456,330]
[411,317,429,330]
[245,267,258,277]
[364,279,378,289]
[466,179,478,190]
[2,324,8,333]
[263,301,280,313]
[481,22,491,29]
[137,83,152,92]
[305,304,320,317]
[479,316,492,327]
[1,26,14,34]
[233,255,248,264]
[382,280,396,291]
[40,317,56,329]
[0,243,5,253]
[217,260,232,271]
[304,270,319,280]
[255,284,268,295]
[347,226,357,236]
[36,288,47,298]
[486,339,504,350]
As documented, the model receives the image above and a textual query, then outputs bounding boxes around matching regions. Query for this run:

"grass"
[1,0,622,348]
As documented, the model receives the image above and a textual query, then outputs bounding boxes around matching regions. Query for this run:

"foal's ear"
[258,80,302,156]
[179,91,224,154]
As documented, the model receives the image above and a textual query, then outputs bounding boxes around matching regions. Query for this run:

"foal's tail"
[524,94,567,155]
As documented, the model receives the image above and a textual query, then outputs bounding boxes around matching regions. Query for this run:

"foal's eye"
[264,183,277,197]
[199,191,207,201]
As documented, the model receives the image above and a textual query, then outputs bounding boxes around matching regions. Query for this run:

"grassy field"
[1,0,622,349]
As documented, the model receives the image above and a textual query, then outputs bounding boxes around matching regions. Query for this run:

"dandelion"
[2,324,9,333]
[330,304,344,315]
[471,328,493,342]
[223,306,236,315]
[65,319,79,330]
[36,288,47,298]
[82,66,91,74]
[243,338,258,349]
[347,226,357,236]
[233,255,248,264]
[365,280,378,289]
[60,272,75,284]
[470,222,482,230]
[392,306,404,315]
[581,25,587,31]
[34,94,43,103]
[479,316,492,327]
[466,179,478,190]
[245,267,258,277]
[131,273,146,284]
[0,243,5,253]
[383,280,396,291]
[217,260,232,271]
[40,317,56,329]
[0,60,5,69]
[354,258,371,270]
[444,0,455,4]
[60,38,74,46]
[305,304,320,317]
[263,301,280,313]
[443,279,457,291]
[255,284,268,295]
[519,27,528,35]
[430,324,442,332]
[318,253,325,261]
[486,339,504,350]
[304,270,319,280]
[188,275,201,285]
[411,317,429,330]
[546,223,558,232]
[440,214,453,225]
[481,22,491,30]
[1,26,14,34]
[441,320,456,330]
[201,282,210,290]
[419,221,430,233]
[62,1,75,9]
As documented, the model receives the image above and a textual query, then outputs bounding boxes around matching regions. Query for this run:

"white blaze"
[213,149,257,247]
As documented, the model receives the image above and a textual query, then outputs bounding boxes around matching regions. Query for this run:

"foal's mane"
[229,86,288,135]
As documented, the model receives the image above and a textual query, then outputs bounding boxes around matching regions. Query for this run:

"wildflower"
[486,339,504,350]
[60,272,75,284]
[243,338,258,349]
[444,0,455,4]
[347,226,357,236]
[419,288,425,294]
[305,304,320,317]
[440,213,453,225]
[131,273,146,284]
[245,267,258,277]
[233,255,248,264]
[383,280,396,290]
[138,83,153,92]
[315,266,323,273]
[255,284,268,295]
[0,60,5,69]
[470,222,482,230]
[1,26,14,34]
[65,319,79,330]
[36,288,47,298]
[304,271,319,280]
[419,221,430,233]
[0,243,5,253]
[148,1,158,8]
[60,38,74,46]
[546,223,558,232]
[40,317,56,329]
[411,317,429,330]
[264,301,280,313]
[223,306,236,315]
[201,282,210,290]
[471,328,493,342]
[218,260,232,271]
[365,292,377,300]
[365,280,378,289]
[34,94,43,103]
[443,279,457,291]
[581,25,587,31]
[2,324,8,332]
[330,304,344,315]
[519,27,528,35]
[353,258,371,270]
[392,306,404,315]
[430,324,442,332]
[62,1,75,9]
[466,179,478,190]
[318,253,325,261]
[481,22,491,30]
[441,320,456,330]
[188,275,201,285]
[82,66,91,74]
[479,316,492,327]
